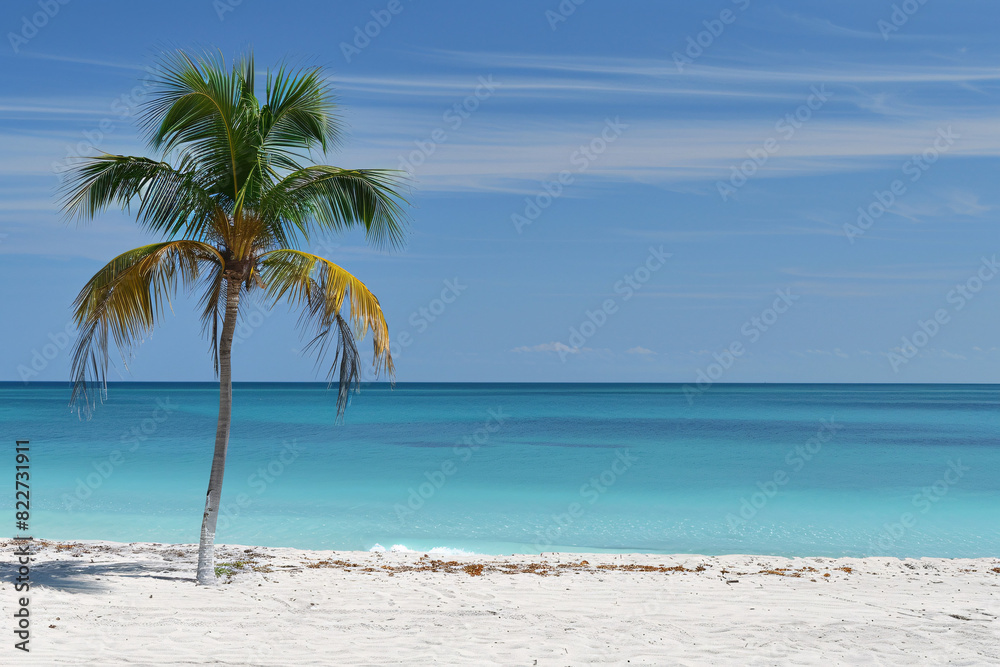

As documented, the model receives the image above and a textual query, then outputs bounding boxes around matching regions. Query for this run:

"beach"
[3,539,997,665]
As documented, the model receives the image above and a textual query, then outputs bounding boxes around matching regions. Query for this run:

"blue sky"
[2,0,1000,383]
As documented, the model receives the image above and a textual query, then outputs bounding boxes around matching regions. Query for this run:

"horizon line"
[4,381,999,387]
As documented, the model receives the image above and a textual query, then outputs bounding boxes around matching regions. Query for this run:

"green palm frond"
[59,155,217,240]
[259,249,393,418]
[71,241,223,415]
[260,63,343,165]
[261,166,408,250]
[142,50,257,205]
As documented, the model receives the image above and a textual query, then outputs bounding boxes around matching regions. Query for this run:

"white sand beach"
[2,539,997,665]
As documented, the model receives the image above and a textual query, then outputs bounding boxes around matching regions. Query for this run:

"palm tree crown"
[62,50,405,417]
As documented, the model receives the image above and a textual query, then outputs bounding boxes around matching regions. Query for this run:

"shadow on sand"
[1,557,195,593]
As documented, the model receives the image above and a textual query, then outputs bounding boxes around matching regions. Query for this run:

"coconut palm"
[60,50,406,585]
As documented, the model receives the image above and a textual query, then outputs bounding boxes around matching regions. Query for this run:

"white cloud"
[626,346,655,355]
[512,342,578,354]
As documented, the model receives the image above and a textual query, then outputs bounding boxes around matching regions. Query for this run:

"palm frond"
[142,50,257,205]
[259,249,393,418]
[59,155,216,240]
[196,259,227,375]
[71,240,224,416]
[260,166,409,250]
[260,63,343,159]
[303,311,361,419]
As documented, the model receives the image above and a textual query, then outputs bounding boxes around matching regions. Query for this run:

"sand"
[2,539,998,665]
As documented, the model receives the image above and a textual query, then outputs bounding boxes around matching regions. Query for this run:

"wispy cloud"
[774,12,886,40]
[330,116,1000,193]
[770,9,950,42]
[7,50,1000,196]
[512,342,578,354]
[425,49,1000,86]
[15,51,149,72]
[779,265,981,282]
[803,348,849,359]
[943,189,992,216]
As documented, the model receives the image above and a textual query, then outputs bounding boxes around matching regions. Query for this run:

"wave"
[369,543,476,556]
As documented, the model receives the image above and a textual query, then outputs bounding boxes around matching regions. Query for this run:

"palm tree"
[60,50,406,585]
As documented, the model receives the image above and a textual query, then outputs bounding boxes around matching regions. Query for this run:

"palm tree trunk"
[196,275,242,585]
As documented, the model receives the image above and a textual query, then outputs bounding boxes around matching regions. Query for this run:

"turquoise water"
[2,382,998,557]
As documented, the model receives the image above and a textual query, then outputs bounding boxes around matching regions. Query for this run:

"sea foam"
[369,543,476,556]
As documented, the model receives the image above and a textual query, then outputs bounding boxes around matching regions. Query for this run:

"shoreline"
[3,539,998,664]
[8,536,1000,568]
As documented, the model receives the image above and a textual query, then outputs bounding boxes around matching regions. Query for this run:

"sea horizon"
[9,381,1000,385]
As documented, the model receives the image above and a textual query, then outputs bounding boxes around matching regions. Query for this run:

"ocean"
[3,382,998,557]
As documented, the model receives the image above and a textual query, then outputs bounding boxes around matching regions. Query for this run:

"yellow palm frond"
[71,240,224,415]
[259,249,393,417]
